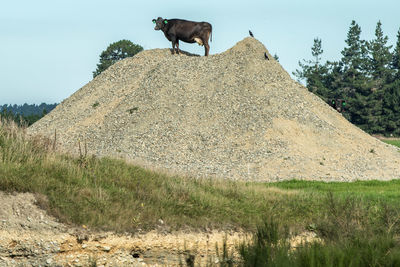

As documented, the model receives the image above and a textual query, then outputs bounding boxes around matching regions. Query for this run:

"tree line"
[294,20,400,136]
[0,103,57,126]
[0,41,143,126]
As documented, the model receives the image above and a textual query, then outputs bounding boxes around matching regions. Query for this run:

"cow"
[329,98,346,113]
[152,17,212,56]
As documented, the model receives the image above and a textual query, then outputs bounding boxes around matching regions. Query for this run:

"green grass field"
[383,139,400,148]
[2,119,400,265]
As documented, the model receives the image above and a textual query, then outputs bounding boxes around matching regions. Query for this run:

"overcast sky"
[1,0,400,105]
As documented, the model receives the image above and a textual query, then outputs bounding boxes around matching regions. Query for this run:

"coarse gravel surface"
[28,37,400,181]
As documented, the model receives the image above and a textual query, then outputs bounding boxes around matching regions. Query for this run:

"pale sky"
[1,0,399,105]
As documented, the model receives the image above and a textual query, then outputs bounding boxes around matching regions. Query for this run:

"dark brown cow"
[152,17,212,56]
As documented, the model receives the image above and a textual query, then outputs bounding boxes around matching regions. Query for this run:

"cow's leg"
[171,41,175,55]
[170,36,176,54]
[175,39,180,54]
[203,32,211,56]
[171,37,180,55]
[204,39,210,56]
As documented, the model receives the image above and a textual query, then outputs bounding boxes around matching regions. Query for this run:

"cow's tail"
[210,25,213,42]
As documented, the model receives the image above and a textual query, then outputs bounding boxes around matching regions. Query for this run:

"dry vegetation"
[3,118,400,265]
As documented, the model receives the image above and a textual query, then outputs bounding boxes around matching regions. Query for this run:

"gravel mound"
[29,37,400,181]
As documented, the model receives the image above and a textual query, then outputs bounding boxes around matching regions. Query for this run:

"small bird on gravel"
[249,30,254,37]
[264,52,269,60]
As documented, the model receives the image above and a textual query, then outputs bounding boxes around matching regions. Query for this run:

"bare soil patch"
[0,191,245,266]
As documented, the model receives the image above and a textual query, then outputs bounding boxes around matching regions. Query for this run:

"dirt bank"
[0,191,245,266]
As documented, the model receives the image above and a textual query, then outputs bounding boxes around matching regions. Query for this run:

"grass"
[0,118,315,232]
[383,139,400,148]
[2,118,400,265]
[1,118,400,233]
[239,210,400,267]
[270,179,400,205]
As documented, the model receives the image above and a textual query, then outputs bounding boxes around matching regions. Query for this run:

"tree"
[93,40,143,78]
[365,21,394,134]
[323,60,343,98]
[381,28,400,136]
[292,20,400,136]
[293,38,330,100]
[311,38,323,66]
[367,21,393,85]
[340,21,370,95]
[341,20,367,77]
[339,21,373,129]
[391,28,400,79]
[0,103,57,126]
[382,80,400,135]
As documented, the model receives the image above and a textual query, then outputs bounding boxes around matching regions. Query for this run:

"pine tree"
[293,38,330,100]
[362,21,393,134]
[382,81,400,135]
[312,38,323,66]
[367,21,393,86]
[323,60,344,100]
[382,28,400,136]
[339,21,372,130]
[391,28,400,79]
[292,21,400,135]
[341,21,366,76]
[340,20,369,91]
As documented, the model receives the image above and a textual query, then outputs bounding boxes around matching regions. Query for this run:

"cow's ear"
[152,19,156,24]
[164,20,168,24]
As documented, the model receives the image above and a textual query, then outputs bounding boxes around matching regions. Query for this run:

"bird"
[264,52,269,60]
[249,30,254,37]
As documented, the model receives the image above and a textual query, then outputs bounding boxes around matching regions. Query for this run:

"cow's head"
[152,17,168,31]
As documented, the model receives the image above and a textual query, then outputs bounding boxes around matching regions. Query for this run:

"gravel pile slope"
[29,37,400,181]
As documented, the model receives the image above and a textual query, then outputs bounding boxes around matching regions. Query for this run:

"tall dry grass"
[0,117,315,232]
